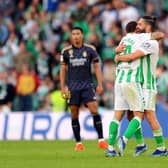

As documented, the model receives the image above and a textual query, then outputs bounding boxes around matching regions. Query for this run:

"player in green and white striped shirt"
[116,16,167,157]
[106,21,152,157]
[116,33,150,84]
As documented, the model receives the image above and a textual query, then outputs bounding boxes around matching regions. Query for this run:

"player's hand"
[115,43,126,53]
[114,55,119,63]
[61,89,71,100]
[96,85,103,95]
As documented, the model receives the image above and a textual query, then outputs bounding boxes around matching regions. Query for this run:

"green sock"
[108,120,119,146]
[134,127,145,145]
[124,117,141,139]
[153,129,165,148]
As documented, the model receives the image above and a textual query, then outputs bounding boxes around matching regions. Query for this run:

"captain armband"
[93,58,99,63]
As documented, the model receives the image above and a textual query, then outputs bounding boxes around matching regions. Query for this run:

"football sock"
[153,129,165,149]
[93,114,103,139]
[124,116,141,139]
[134,127,145,145]
[108,119,119,146]
[72,119,81,142]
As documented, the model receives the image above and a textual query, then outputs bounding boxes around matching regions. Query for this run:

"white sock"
[136,144,145,147]
[76,142,82,145]
[98,138,104,142]
[108,145,115,151]
[157,146,166,151]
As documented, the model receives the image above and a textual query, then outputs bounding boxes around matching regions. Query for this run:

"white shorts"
[143,89,157,111]
[114,82,144,112]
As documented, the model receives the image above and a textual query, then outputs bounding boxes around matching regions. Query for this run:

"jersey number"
[124,45,132,64]
[124,45,132,54]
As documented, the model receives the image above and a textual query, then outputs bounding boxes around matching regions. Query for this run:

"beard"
[135,27,145,33]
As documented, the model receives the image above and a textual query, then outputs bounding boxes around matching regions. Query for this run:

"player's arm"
[151,32,165,40]
[93,58,103,94]
[60,64,66,90]
[115,43,126,54]
[60,53,68,99]
[115,41,153,63]
[115,50,145,63]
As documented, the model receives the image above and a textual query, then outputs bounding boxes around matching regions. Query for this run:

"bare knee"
[87,101,98,115]
[114,110,124,121]
[133,111,144,120]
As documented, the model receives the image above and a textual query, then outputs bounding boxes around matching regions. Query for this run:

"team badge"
[143,42,151,49]
[83,51,87,57]
[60,55,63,62]
[69,49,73,57]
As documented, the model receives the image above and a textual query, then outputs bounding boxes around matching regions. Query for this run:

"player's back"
[116,33,151,84]
[116,33,144,83]
[117,33,140,69]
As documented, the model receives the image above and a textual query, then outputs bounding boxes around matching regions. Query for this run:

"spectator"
[119,0,139,30]
[36,47,49,79]
[0,17,9,46]
[16,64,39,111]
[13,40,34,73]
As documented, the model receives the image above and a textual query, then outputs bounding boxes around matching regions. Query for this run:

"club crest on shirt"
[83,51,87,57]
[143,42,151,49]
[69,49,74,58]
[60,55,63,62]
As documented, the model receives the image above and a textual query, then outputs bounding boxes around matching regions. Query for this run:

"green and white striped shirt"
[138,40,159,91]
[116,33,151,84]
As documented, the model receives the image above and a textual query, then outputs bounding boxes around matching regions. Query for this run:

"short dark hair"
[125,21,137,33]
[142,15,157,31]
[71,27,83,34]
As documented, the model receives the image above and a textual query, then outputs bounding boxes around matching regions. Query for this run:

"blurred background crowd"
[0,0,168,113]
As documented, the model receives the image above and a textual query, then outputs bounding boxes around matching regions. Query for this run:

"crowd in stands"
[0,0,168,112]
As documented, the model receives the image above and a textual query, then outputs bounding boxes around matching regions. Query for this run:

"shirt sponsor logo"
[70,58,87,66]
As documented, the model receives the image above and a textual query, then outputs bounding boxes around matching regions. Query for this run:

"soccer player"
[106,21,151,157]
[60,27,107,151]
[116,16,168,156]
[105,21,164,157]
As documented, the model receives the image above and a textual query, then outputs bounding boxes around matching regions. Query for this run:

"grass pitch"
[0,139,168,168]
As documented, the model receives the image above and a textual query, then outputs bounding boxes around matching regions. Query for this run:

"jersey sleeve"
[138,40,154,55]
[90,47,99,60]
[60,50,69,64]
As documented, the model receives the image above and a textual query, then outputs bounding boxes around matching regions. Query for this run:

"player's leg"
[69,90,84,151]
[127,111,145,145]
[144,89,167,156]
[127,111,147,156]
[83,87,107,149]
[105,83,128,157]
[106,110,124,157]
[117,83,145,156]
[69,105,84,151]
[122,83,144,140]
[145,110,167,156]
[87,101,108,149]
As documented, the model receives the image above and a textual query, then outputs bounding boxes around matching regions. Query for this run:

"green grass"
[0,139,168,168]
